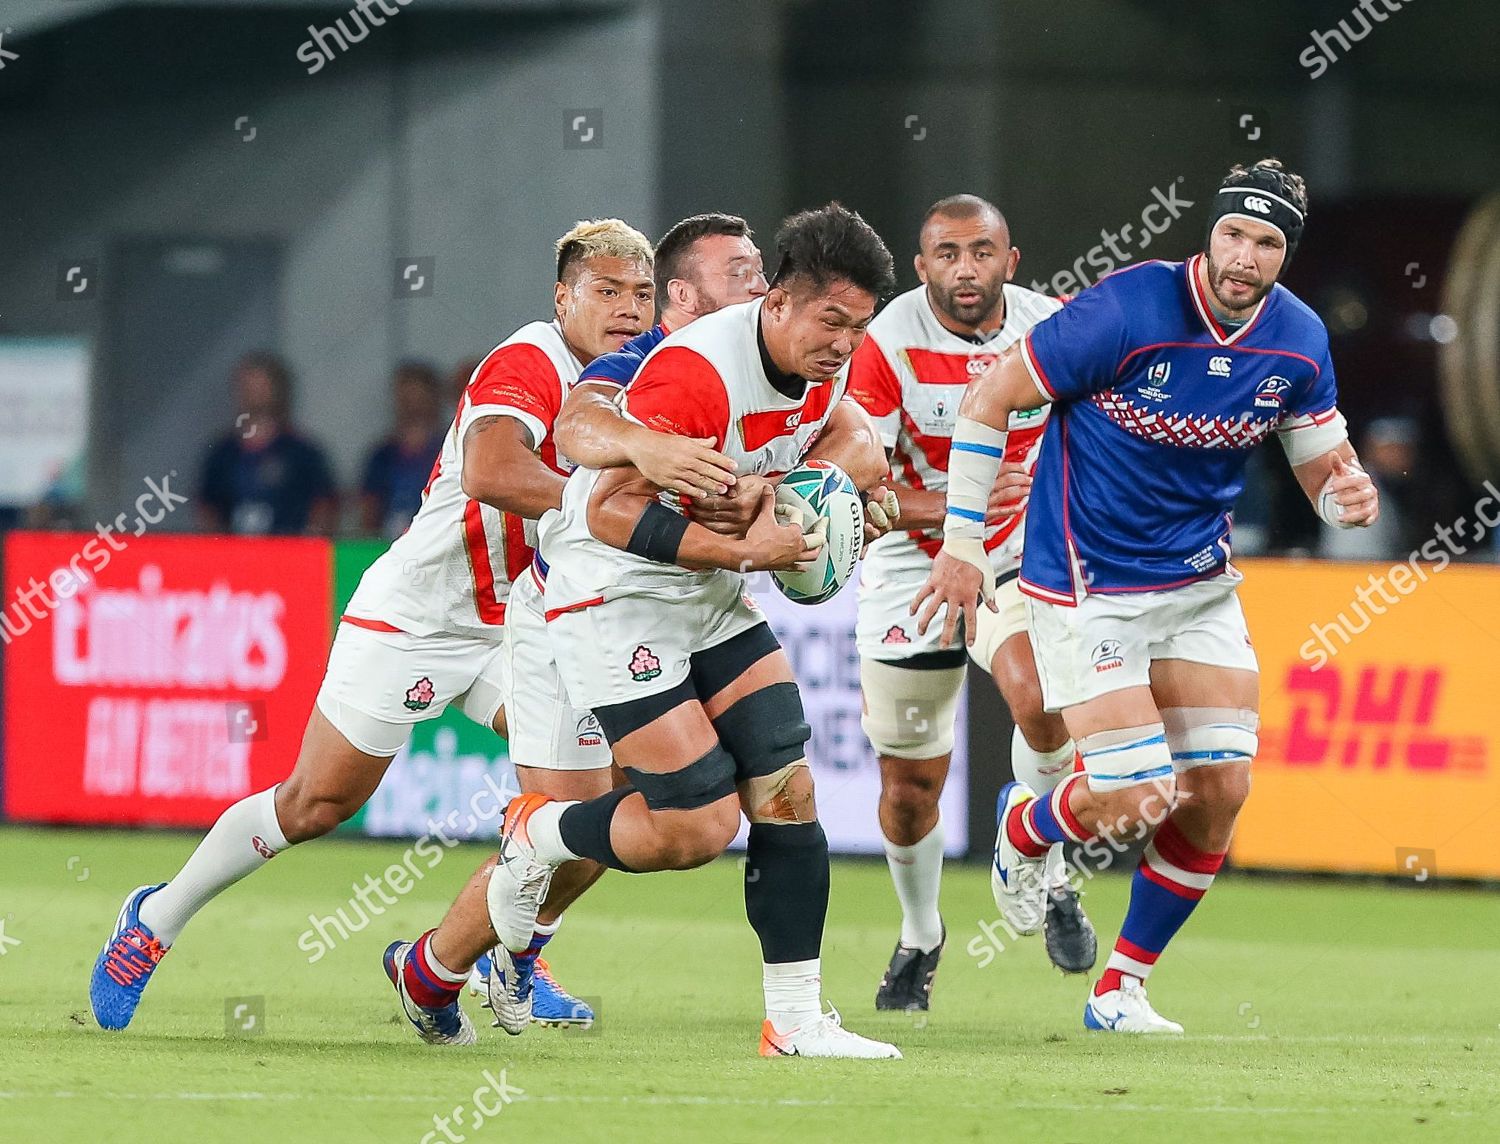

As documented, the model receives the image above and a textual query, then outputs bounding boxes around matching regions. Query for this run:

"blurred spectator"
[1320,417,1417,561]
[198,352,338,536]
[448,356,481,412]
[360,360,448,538]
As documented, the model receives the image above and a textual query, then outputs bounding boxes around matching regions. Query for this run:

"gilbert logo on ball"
[771,460,864,605]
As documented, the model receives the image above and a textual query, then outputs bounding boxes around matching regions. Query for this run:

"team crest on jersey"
[628,645,662,682]
[1255,375,1293,409]
[1091,640,1125,674]
[576,712,603,748]
[403,676,436,711]
[882,625,911,645]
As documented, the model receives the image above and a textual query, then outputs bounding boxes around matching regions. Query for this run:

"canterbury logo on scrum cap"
[1215,185,1305,222]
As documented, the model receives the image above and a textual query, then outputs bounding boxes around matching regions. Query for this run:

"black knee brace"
[711,682,812,782]
[622,743,737,811]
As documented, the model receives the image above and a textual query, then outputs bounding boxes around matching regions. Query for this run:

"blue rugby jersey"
[578,323,670,388]
[1017,256,1341,603]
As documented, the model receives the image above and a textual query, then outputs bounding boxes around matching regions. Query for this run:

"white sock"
[523,800,581,865]
[533,915,563,938]
[882,818,945,953]
[764,958,822,1033]
[137,786,290,945]
[1011,726,1076,794]
[419,937,470,984]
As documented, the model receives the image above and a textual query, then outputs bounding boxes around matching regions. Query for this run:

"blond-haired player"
[90,220,700,1043]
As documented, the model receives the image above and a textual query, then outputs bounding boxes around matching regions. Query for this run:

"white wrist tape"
[1316,461,1366,529]
[944,415,1007,541]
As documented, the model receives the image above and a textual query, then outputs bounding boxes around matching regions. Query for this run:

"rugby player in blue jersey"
[915,159,1380,1033]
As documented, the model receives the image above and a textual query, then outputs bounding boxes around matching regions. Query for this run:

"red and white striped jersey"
[345,320,580,638]
[539,298,849,606]
[847,283,1061,574]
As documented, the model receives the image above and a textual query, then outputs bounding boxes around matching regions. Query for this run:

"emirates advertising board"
[1,532,328,827]
[2,534,965,855]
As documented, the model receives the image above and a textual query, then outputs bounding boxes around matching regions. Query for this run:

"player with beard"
[847,195,1095,1014]
[916,160,1380,1033]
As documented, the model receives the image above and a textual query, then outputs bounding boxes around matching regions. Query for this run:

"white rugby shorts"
[1026,573,1259,712]
[315,619,508,757]
[503,569,612,770]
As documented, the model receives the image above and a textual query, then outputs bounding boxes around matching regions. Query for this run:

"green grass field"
[1,825,1495,1142]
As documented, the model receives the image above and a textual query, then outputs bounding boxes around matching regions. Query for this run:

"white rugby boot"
[1084,976,1184,1034]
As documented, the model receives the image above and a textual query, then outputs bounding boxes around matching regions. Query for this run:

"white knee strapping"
[1161,707,1259,772]
[1076,723,1174,792]
[858,658,964,760]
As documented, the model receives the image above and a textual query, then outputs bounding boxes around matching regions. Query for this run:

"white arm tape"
[1316,460,1366,529]
[944,415,1007,541]
[1276,408,1348,466]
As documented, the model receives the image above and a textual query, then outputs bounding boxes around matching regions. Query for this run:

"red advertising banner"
[2,532,331,827]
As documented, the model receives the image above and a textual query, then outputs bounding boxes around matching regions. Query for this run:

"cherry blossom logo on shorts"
[882,625,911,645]
[403,676,436,711]
[628,645,662,682]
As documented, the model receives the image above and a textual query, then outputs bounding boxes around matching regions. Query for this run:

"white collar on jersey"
[1187,253,1270,347]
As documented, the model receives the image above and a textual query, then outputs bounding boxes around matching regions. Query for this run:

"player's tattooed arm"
[587,465,820,573]
[460,415,568,518]
[1293,441,1380,529]
[553,382,739,497]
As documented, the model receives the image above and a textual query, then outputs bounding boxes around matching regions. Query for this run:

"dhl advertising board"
[1233,558,1499,879]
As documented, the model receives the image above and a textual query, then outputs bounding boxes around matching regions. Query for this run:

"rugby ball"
[771,460,864,605]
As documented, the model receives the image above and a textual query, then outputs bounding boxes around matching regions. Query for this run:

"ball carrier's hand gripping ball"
[771,460,864,605]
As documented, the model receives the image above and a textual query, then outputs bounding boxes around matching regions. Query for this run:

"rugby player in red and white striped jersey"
[846,196,1095,1011]
[90,220,706,1042]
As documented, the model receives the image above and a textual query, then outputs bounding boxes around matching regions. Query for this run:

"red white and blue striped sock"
[1005,771,1093,859]
[402,929,468,1008]
[1094,817,1226,996]
[520,921,557,963]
